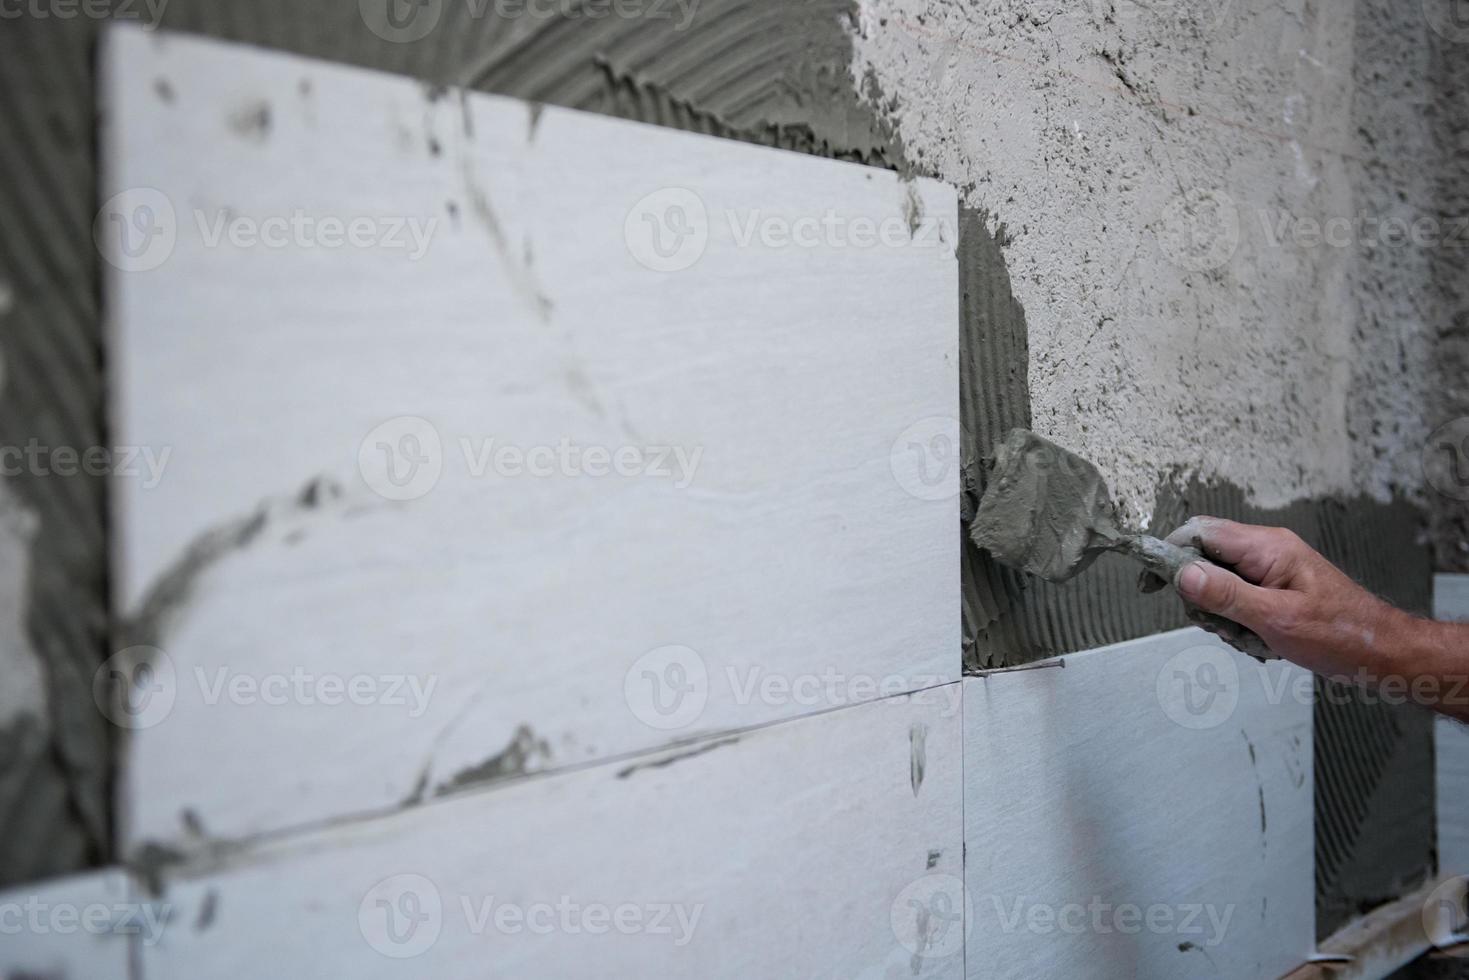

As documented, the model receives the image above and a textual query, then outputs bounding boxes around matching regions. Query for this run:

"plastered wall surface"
[853,0,1458,531]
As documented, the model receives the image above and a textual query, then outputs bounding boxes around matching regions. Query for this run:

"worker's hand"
[1164,516,1403,679]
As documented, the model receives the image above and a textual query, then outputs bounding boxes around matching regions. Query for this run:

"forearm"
[1271,598,1469,722]
[1374,611,1469,722]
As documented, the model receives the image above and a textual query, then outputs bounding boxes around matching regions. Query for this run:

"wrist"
[1372,604,1437,678]
[1369,602,1451,678]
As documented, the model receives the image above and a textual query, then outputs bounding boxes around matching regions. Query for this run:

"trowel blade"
[968,428,1123,582]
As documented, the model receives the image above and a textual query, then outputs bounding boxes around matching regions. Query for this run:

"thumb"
[1175,560,1274,631]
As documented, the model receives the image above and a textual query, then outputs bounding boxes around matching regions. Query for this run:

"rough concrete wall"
[1426,2,1469,574]
[1349,0,1469,576]
[853,0,1450,528]
[1346,0,1439,507]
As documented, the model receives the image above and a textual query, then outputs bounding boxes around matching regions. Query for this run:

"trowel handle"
[1129,536,1206,589]
[1129,536,1278,663]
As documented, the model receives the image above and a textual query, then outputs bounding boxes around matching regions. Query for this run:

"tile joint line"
[971,658,1066,679]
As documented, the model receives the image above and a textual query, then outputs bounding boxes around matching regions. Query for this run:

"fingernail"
[1178,562,1208,597]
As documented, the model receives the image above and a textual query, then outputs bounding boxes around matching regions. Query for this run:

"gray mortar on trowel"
[970,428,1272,659]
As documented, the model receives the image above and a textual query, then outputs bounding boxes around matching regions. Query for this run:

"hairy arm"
[1168,516,1469,722]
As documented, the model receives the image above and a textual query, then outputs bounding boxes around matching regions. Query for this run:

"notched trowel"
[969,428,1275,661]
